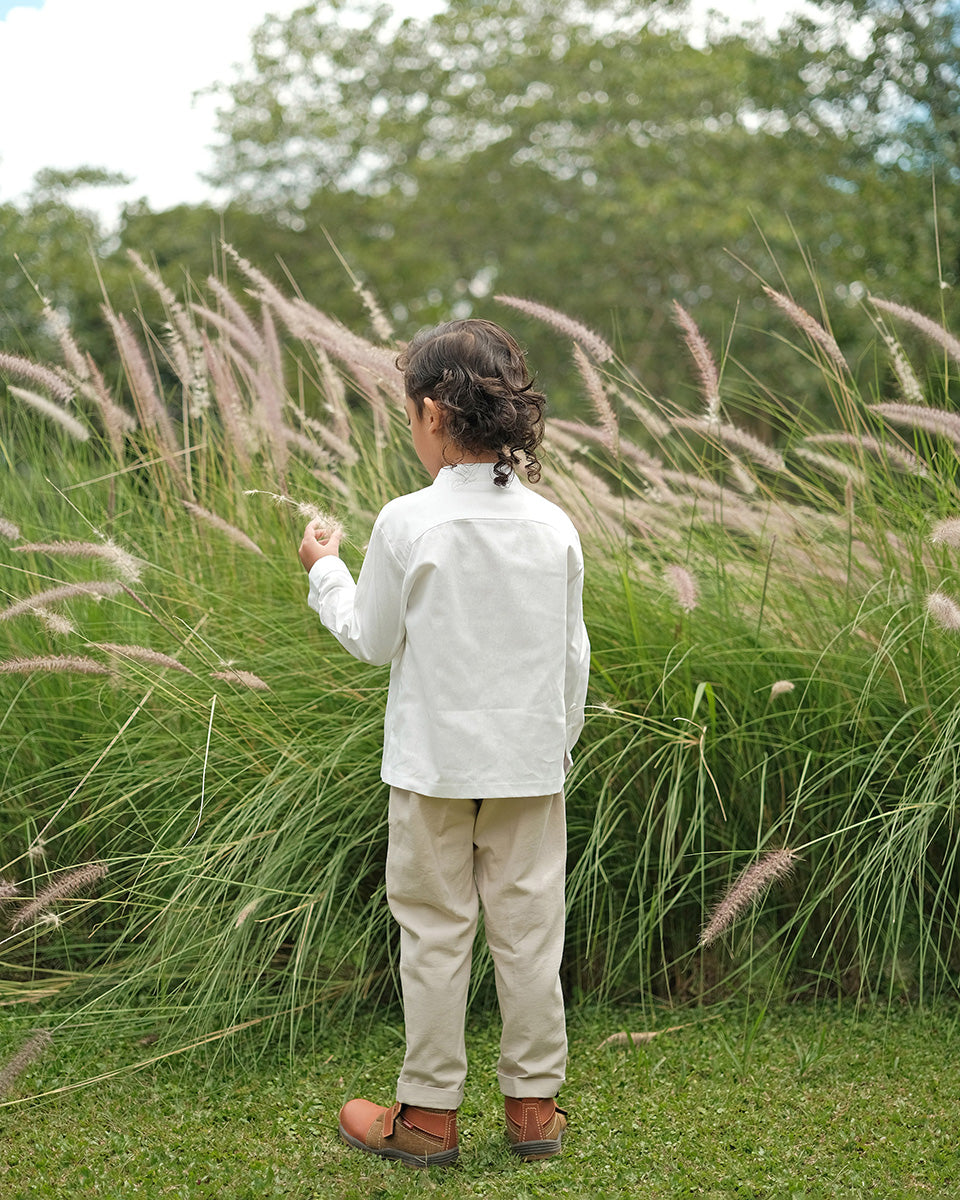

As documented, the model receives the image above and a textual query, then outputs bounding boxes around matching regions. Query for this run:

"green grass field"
[1,1003,956,1198]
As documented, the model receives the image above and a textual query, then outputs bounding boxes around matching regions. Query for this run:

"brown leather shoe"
[504,1096,567,1160]
[338,1098,459,1167]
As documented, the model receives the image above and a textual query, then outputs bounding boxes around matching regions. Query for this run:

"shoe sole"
[509,1136,564,1161]
[338,1124,459,1168]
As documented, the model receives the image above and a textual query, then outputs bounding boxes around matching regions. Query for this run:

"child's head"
[396,318,546,487]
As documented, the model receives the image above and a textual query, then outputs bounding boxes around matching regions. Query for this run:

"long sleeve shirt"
[307,461,590,799]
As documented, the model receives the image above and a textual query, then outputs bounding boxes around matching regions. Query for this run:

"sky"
[0,0,789,225]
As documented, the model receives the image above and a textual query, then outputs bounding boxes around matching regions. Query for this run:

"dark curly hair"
[396,318,546,487]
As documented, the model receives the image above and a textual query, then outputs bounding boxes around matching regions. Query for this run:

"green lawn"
[1,1004,956,1198]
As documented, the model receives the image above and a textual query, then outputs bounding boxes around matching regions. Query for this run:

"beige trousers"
[386,787,567,1109]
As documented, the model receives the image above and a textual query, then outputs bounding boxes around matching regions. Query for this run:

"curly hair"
[396,319,546,487]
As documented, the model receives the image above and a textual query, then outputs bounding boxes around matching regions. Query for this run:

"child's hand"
[299,519,342,572]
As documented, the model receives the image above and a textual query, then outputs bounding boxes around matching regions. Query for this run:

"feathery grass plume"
[289,299,401,409]
[0,351,75,403]
[194,305,266,367]
[870,296,960,368]
[726,454,758,496]
[795,446,868,488]
[926,590,960,631]
[10,862,108,931]
[102,307,181,457]
[699,848,797,947]
[572,343,618,446]
[6,385,89,442]
[0,1029,52,1098]
[665,564,699,613]
[77,353,133,459]
[233,896,265,928]
[356,283,394,343]
[202,334,256,470]
[210,669,270,690]
[288,408,359,465]
[494,295,615,363]
[673,415,786,473]
[763,286,849,375]
[0,881,21,900]
[0,517,20,541]
[27,837,46,863]
[881,331,925,405]
[617,389,672,439]
[13,539,143,584]
[284,427,332,469]
[929,517,960,548]
[32,608,77,636]
[0,654,112,677]
[128,250,210,414]
[42,301,89,381]
[802,432,926,477]
[868,402,960,451]
[89,643,194,674]
[769,680,795,699]
[0,580,123,623]
[672,301,721,420]
[243,489,345,539]
[316,347,352,445]
[182,502,263,556]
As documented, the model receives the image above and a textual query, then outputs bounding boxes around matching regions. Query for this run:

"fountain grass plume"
[89,644,194,674]
[672,301,721,420]
[0,581,123,623]
[0,1030,52,1099]
[664,563,699,613]
[929,517,960,547]
[182,502,264,556]
[870,296,960,368]
[0,654,112,676]
[0,351,75,403]
[243,490,345,540]
[10,863,108,932]
[926,590,960,631]
[572,343,618,447]
[495,294,615,363]
[699,848,798,947]
[869,402,960,451]
[763,286,849,375]
[7,386,89,442]
[13,540,144,584]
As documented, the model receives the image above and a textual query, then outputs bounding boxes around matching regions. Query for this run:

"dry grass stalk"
[869,402,960,451]
[11,862,108,931]
[672,301,721,420]
[597,1022,692,1049]
[665,564,699,613]
[699,848,797,947]
[0,654,112,677]
[0,517,20,541]
[7,386,89,442]
[0,352,75,403]
[769,680,795,699]
[182,502,264,556]
[495,295,614,363]
[89,644,194,674]
[763,287,849,375]
[572,343,618,446]
[210,669,270,690]
[0,581,123,623]
[871,296,960,368]
[926,590,960,631]
[0,1029,52,1098]
[929,517,960,548]
[13,540,143,584]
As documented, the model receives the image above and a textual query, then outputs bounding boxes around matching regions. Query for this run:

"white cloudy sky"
[0,0,786,224]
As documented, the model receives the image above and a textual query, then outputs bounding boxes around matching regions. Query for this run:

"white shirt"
[307,462,590,798]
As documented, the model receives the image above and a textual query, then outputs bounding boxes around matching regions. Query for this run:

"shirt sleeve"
[306,517,407,667]
[564,541,590,754]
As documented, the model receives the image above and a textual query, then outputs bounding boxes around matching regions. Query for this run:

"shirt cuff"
[308,556,346,586]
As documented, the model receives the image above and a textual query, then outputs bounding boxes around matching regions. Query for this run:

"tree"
[202,0,953,412]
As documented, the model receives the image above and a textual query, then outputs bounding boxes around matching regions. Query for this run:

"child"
[298,318,590,1167]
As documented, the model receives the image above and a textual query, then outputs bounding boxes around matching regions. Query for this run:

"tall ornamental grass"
[1,252,959,1069]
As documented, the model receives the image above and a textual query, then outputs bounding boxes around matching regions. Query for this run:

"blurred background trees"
[2,0,957,414]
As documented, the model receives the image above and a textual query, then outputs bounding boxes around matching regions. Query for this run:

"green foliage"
[2,254,960,1063]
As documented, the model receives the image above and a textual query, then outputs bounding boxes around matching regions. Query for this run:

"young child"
[298,318,590,1167]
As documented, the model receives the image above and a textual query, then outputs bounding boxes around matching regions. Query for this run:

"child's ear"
[422,397,443,431]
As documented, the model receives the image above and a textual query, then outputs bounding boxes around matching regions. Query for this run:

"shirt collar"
[431,462,514,489]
